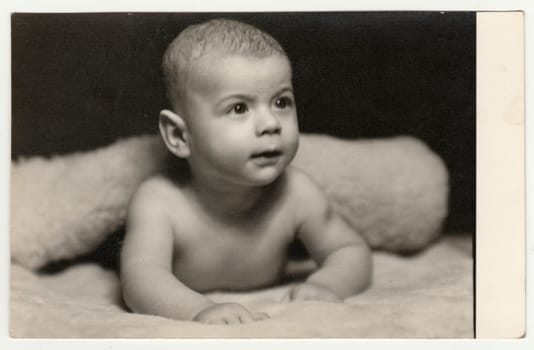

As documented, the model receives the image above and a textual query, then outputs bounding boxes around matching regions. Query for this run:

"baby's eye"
[229,103,248,115]
[274,97,293,109]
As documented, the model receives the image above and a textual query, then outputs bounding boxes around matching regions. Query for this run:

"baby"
[120,18,372,325]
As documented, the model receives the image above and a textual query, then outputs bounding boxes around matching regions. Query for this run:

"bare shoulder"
[122,175,182,270]
[285,169,367,262]
[285,166,332,222]
[285,166,330,203]
[128,174,186,224]
[133,174,179,200]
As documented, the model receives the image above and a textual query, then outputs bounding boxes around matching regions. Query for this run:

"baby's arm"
[290,170,372,301]
[120,181,267,324]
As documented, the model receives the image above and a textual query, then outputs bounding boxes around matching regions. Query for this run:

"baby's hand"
[288,283,342,303]
[193,303,269,325]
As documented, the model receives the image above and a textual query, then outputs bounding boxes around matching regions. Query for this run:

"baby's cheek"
[285,134,299,161]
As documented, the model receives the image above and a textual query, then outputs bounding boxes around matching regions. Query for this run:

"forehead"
[186,53,292,98]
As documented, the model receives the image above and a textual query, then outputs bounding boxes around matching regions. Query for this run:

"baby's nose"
[255,110,281,136]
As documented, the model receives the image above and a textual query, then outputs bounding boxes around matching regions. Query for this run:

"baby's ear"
[159,109,190,158]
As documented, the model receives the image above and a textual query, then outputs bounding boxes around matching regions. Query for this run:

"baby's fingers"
[236,312,254,324]
[251,311,270,321]
[236,311,268,323]
[205,315,242,325]
[208,311,267,325]
[195,303,269,325]
[219,311,269,324]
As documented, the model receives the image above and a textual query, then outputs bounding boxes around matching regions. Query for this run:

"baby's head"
[162,18,288,114]
[159,19,299,187]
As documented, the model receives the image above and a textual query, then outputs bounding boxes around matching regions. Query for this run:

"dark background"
[11,12,475,233]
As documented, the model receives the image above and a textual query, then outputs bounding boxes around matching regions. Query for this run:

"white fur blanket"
[9,134,472,338]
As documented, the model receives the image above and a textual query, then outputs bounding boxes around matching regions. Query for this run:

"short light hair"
[162,18,289,113]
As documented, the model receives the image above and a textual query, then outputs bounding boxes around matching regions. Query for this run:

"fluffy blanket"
[9,134,472,338]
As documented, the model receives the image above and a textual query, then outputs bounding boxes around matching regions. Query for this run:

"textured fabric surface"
[10,235,472,338]
[9,133,466,338]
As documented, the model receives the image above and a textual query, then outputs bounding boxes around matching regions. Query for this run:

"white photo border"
[1,0,531,349]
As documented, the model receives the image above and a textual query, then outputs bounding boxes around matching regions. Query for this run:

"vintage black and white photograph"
[9,12,476,338]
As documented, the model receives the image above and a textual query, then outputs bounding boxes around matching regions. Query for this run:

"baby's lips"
[250,147,283,158]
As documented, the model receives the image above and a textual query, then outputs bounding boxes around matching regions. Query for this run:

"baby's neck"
[188,175,279,220]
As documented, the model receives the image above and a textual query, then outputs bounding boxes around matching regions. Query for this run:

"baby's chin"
[245,173,284,187]
[239,166,288,187]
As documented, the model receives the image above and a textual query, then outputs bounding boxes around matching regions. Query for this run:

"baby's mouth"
[251,149,282,159]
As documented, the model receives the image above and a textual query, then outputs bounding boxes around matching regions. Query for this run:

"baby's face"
[182,53,299,187]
